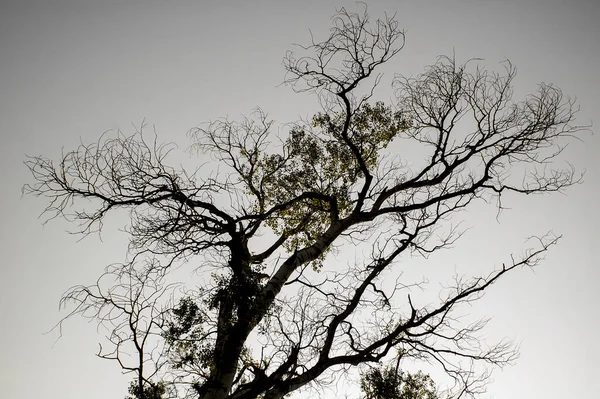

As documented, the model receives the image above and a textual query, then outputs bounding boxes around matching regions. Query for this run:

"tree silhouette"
[25,5,584,399]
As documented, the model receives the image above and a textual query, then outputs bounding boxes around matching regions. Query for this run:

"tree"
[24,5,584,399]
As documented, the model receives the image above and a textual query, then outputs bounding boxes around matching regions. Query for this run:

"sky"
[0,0,598,398]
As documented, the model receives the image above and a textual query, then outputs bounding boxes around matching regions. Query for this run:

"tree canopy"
[25,5,584,399]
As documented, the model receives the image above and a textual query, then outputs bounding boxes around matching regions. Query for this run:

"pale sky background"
[1,0,598,398]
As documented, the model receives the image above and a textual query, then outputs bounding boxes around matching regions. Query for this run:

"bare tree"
[25,5,585,399]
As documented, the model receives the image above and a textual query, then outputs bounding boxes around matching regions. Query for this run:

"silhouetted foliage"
[127,379,167,399]
[360,367,438,399]
[25,5,585,399]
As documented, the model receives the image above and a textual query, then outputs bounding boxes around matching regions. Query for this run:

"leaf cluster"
[361,367,438,399]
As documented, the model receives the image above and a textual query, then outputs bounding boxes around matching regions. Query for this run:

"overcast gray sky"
[1,0,598,398]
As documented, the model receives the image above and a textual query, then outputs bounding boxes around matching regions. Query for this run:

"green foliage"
[360,366,438,399]
[126,380,166,399]
[313,101,410,170]
[165,297,204,341]
[258,101,409,267]
[164,297,214,371]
